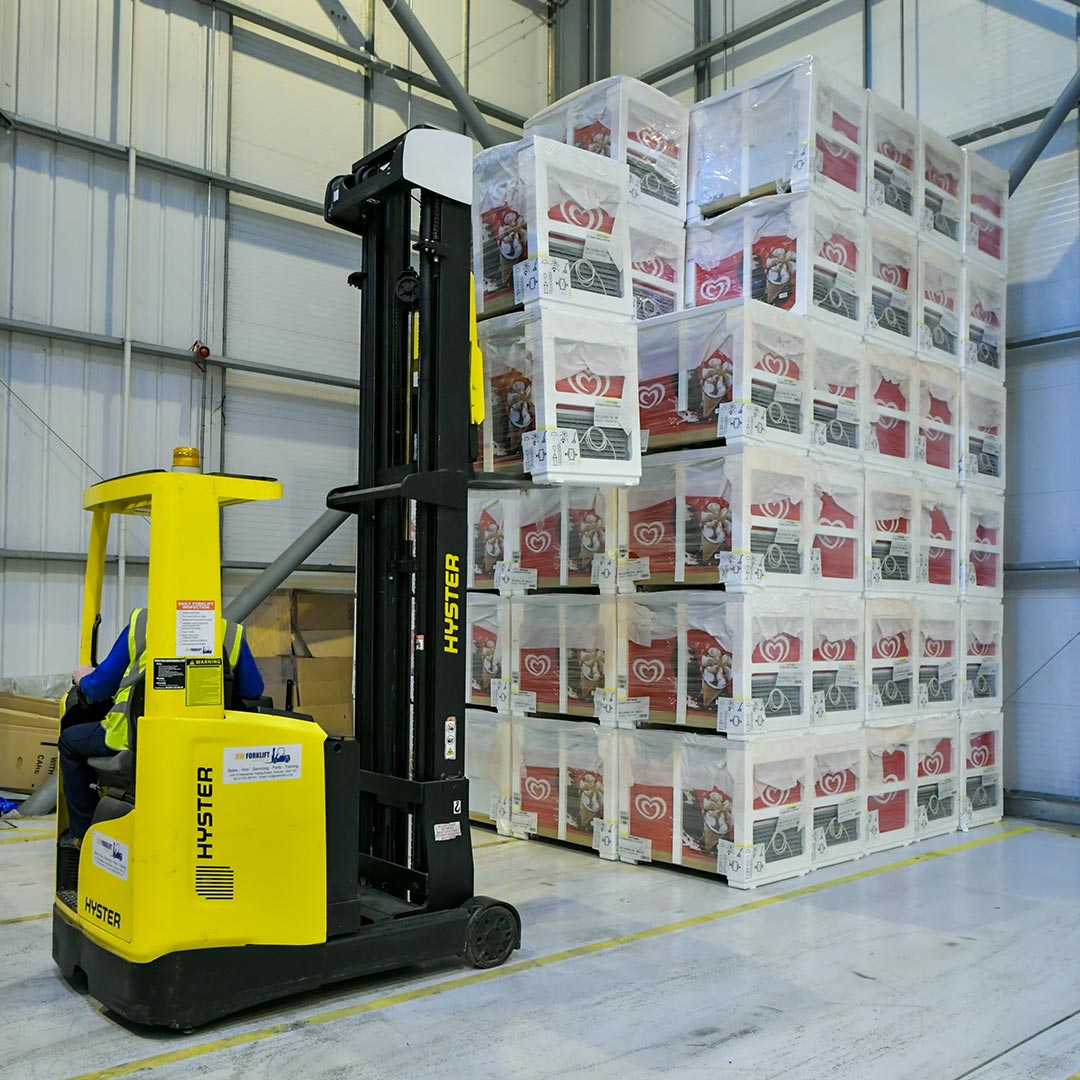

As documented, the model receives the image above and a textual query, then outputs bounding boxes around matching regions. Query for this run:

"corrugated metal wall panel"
[978,122,1080,341]
[466,0,547,119]
[0,332,203,557]
[132,0,226,169]
[232,0,368,38]
[225,196,361,380]
[4,0,132,142]
[132,168,225,350]
[4,134,128,336]
[221,372,358,567]
[0,561,147,678]
[914,0,1078,134]
[230,28,366,202]
[613,0,694,79]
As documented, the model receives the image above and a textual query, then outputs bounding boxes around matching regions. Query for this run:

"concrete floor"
[2,819,1080,1080]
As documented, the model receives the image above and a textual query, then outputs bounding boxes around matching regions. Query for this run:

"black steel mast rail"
[321,127,519,944]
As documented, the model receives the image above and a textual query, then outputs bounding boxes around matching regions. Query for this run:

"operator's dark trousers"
[58,721,116,839]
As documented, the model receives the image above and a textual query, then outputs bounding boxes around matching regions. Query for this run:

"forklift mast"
[324,128,479,912]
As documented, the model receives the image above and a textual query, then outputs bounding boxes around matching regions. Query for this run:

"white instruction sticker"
[91,832,129,881]
[618,834,653,864]
[775,806,802,833]
[510,809,537,838]
[223,744,303,784]
[618,697,651,724]
[176,600,216,657]
[837,797,861,823]
[434,821,462,842]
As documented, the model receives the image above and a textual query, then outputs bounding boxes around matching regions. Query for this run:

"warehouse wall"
[613,0,1080,800]
[0,0,549,676]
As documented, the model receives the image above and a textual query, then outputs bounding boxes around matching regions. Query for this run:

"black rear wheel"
[463,902,518,969]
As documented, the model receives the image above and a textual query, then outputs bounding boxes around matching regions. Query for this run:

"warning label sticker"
[186,658,223,707]
[223,744,303,784]
[176,600,216,657]
[153,658,186,691]
[91,832,129,881]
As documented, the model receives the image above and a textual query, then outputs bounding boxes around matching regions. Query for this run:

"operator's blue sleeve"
[78,628,131,702]
[234,636,264,700]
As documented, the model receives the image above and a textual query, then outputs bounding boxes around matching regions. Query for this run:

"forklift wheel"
[463,902,518,969]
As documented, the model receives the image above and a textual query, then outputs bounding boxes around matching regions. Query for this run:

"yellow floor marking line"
[0,831,54,844]
[0,911,50,926]
[473,837,519,850]
[66,825,1032,1080]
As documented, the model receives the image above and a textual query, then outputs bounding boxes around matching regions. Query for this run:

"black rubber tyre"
[463,903,518,969]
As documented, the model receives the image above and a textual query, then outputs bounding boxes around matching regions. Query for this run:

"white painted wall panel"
[222,372,358,567]
[236,0,369,40]
[231,27,365,201]
[226,197,361,380]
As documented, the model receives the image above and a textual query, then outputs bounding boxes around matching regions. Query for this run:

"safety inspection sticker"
[176,600,216,656]
[91,832,129,881]
[223,744,303,784]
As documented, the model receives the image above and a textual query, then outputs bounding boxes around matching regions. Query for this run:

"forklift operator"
[61,608,264,844]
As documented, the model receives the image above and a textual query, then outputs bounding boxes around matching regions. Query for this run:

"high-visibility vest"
[101,609,245,751]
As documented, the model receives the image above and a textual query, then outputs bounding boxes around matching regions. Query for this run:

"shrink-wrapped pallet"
[961,600,1003,711]
[865,468,918,592]
[964,150,1008,272]
[962,263,1006,383]
[809,459,863,590]
[866,215,918,351]
[810,727,866,867]
[960,377,1006,490]
[810,593,864,727]
[916,362,960,481]
[510,593,618,718]
[685,192,866,335]
[524,74,690,220]
[629,205,686,320]
[961,488,1004,598]
[960,710,1004,827]
[477,305,641,485]
[466,593,511,710]
[867,90,920,227]
[864,719,916,853]
[916,479,961,595]
[468,490,515,590]
[688,56,867,215]
[510,714,619,855]
[865,344,917,469]
[913,713,961,839]
[472,136,633,317]
[917,243,964,369]
[465,709,513,832]
[919,124,965,255]
[916,600,961,714]
[810,325,864,461]
[866,596,918,719]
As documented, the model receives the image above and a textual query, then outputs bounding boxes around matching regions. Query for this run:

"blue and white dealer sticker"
[92,832,129,880]
[223,744,303,784]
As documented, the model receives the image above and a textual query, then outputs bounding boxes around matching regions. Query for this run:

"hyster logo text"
[196,766,213,859]
[84,896,122,928]
[443,552,461,654]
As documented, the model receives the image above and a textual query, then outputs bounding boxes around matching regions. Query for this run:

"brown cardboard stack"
[0,692,60,794]
[248,590,355,737]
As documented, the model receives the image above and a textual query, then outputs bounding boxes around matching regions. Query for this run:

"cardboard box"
[0,692,61,720]
[0,715,60,793]
[296,629,353,659]
[242,591,294,657]
[293,591,354,631]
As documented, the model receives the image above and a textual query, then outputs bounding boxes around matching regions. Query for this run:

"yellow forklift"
[53,128,520,1029]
